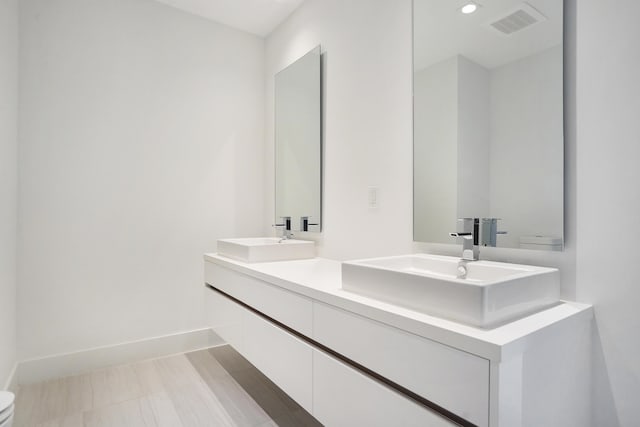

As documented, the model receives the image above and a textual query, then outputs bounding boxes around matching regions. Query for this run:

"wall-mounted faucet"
[300,216,319,232]
[274,216,293,241]
[449,218,480,261]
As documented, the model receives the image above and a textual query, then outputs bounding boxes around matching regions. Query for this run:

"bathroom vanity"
[203,254,592,427]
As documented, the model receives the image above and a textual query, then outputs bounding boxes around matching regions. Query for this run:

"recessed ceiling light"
[461,2,478,14]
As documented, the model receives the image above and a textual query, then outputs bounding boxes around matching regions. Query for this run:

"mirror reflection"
[275,46,322,233]
[413,0,564,251]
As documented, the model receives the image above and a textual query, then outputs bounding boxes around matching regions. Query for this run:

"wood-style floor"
[13,345,322,427]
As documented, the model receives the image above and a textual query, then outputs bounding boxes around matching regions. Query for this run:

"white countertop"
[204,254,593,362]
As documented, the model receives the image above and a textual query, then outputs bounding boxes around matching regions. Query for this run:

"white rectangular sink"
[217,237,315,263]
[341,254,560,328]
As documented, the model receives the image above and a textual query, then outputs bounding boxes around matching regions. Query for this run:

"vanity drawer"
[205,261,312,336]
[205,285,314,413]
[313,349,458,427]
[313,302,489,427]
[205,286,243,351]
[242,310,313,414]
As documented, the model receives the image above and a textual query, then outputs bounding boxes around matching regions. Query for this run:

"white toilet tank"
[0,391,14,427]
[519,235,563,251]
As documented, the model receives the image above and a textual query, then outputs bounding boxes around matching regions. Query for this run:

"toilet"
[0,391,14,427]
[519,235,563,251]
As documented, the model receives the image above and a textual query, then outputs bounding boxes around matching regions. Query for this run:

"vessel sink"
[217,237,315,263]
[341,254,560,328]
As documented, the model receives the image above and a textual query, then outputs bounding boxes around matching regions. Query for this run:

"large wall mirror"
[413,0,564,251]
[275,46,322,232]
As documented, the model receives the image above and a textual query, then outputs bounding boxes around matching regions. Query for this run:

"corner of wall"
[0,0,19,391]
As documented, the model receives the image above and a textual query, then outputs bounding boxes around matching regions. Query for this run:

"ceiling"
[414,0,563,70]
[153,0,304,37]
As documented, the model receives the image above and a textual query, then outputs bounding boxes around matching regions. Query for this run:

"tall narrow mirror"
[275,46,322,232]
[413,0,564,251]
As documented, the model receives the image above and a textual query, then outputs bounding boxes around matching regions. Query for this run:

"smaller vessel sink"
[217,237,315,263]
[341,254,560,328]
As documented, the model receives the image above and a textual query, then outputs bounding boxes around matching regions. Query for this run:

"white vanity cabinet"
[205,286,243,351]
[243,310,314,413]
[204,284,457,426]
[204,284,314,414]
[313,302,489,426]
[312,349,458,427]
[203,255,593,427]
[205,261,313,336]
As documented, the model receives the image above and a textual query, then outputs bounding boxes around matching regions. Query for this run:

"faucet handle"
[273,216,292,229]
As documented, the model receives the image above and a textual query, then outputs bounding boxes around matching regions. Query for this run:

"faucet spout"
[449,232,473,239]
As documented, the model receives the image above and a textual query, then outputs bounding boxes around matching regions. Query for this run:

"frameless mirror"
[413,0,563,251]
[275,46,322,232]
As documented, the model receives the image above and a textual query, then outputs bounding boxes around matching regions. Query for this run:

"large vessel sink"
[341,254,560,328]
[217,237,315,263]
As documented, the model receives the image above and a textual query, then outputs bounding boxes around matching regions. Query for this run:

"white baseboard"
[2,363,18,392]
[16,328,225,386]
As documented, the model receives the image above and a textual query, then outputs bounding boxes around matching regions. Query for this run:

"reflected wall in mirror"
[413,0,564,251]
[275,46,322,232]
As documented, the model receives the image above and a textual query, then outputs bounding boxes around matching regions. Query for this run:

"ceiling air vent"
[487,2,547,35]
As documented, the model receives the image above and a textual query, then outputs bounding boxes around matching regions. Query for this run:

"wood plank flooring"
[13,345,322,427]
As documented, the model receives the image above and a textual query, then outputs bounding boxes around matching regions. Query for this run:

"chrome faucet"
[449,218,480,261]
[274,216,293,241]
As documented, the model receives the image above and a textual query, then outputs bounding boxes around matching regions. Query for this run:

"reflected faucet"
[274,216,293,242]
[449,218,479,261]
[481,218,507,247]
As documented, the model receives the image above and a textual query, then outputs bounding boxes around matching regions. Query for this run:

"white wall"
[490,46,564,248]
[18,0,265,360]
[265,0,414,260]
[0,0,18,388]
[576,1,640,425]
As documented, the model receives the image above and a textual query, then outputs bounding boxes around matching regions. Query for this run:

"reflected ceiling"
[414,0,562,70]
